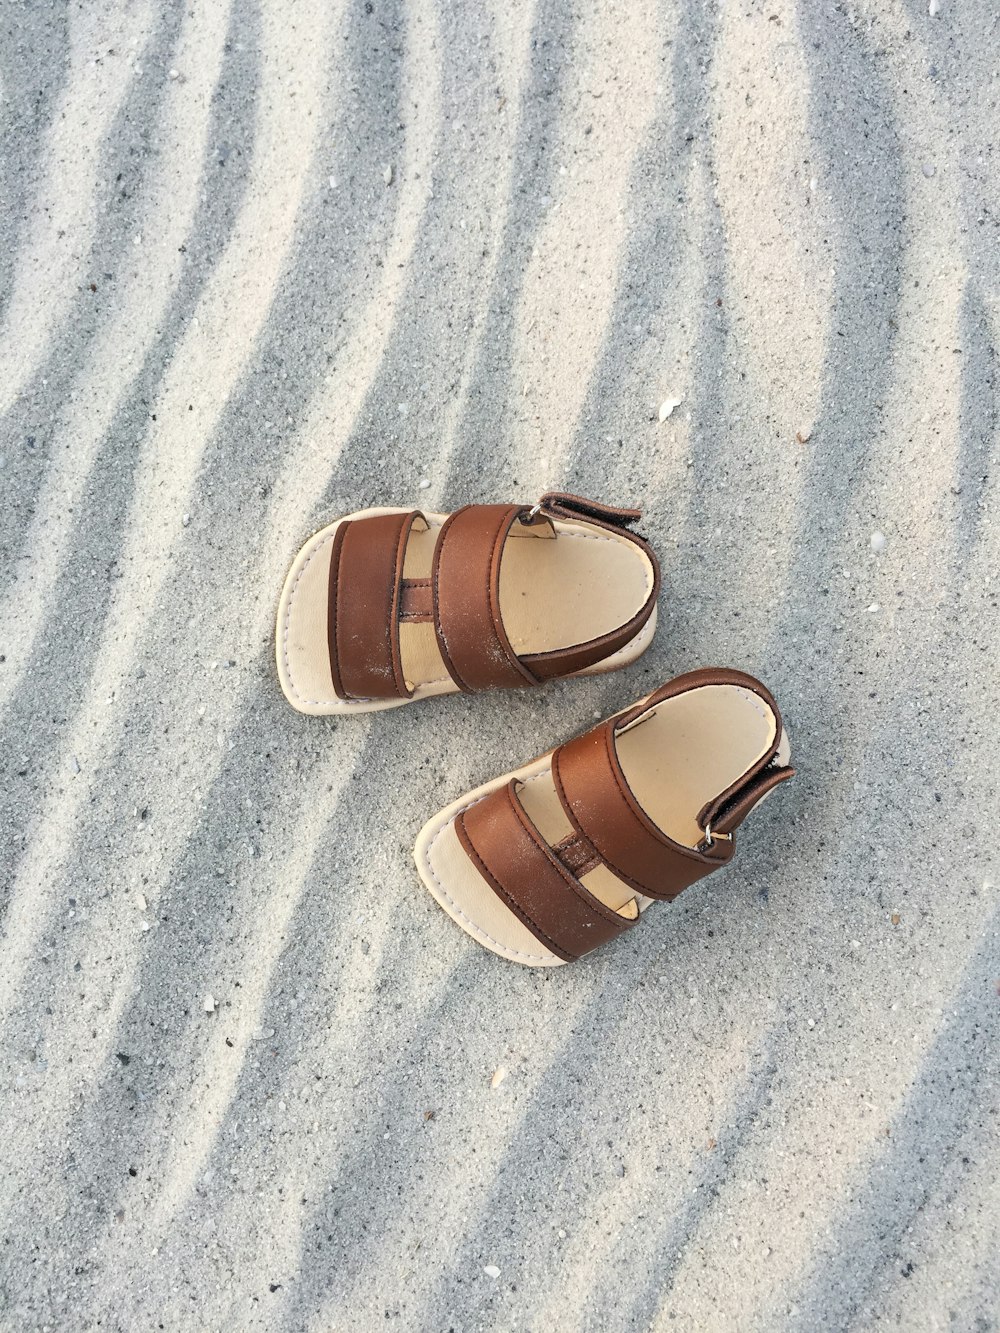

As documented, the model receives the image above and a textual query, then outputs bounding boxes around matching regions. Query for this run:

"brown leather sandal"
[413,668,794,966]
[276,492,660,714]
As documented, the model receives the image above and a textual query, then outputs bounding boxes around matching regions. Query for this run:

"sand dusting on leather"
[1,3,997,1330]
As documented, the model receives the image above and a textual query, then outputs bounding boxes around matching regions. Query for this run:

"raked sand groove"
[0,0,154,416]
[0,0,233,713]
[1,2,998,1330]
[0,0,335,1028]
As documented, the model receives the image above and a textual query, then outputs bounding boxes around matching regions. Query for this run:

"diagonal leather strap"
[551,724,729,901]
[700,763,795,837]
[550,668,790,900]
[328,511,425,700]
[432,505,547,692]
[456,780,636,962]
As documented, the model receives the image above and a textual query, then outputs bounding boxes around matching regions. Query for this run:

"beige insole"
[415,683,788,967]
[277,507,656,713]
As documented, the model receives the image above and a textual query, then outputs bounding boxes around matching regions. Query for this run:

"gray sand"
[1,1,998,1329]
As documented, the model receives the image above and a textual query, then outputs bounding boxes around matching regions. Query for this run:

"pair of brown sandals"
[276,492,794,968]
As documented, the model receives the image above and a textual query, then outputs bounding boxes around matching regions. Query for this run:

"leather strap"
[399,579,433,622]
[328,511,425,700]
[531,492,644,528]
[700,763,795,837]
[551,667,792,900]
[432,505,548,692]
[456,780,636,962]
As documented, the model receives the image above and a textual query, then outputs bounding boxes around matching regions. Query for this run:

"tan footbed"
[413,684,793,967]
[276,507,658,714]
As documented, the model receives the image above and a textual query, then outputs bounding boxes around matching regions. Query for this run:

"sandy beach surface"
[1,1,998,1329]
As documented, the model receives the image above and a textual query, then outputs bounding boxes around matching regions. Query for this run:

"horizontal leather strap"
[328,512,425,700]
[399,579,433,622]
[456,780,635,962]
[432,505,546,692]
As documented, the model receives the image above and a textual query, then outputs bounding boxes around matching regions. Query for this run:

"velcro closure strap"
[551,723,729,901]
[328,511,424,700]
[536,492,643,528]
[432,505,546,692]
[455,780,636,962]
[700,761,795,836]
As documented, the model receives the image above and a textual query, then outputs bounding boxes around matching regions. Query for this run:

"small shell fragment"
[870,531,886,553]
[658,397,682,422]
[489,1067,507,1089]
[383,163,394,185]
[203,993,216,1013]
[484,1265,501,1279]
